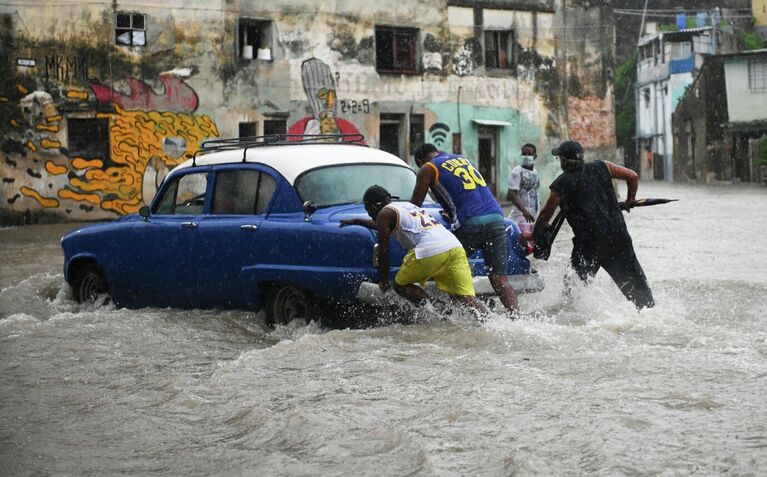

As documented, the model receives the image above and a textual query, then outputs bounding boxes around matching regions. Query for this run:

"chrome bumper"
[356,273,545,305]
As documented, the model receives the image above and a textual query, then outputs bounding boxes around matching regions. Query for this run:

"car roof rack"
[191,133,366,166]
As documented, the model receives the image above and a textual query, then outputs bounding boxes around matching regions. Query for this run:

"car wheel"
[72,263,108,303]
[267,285,312,326]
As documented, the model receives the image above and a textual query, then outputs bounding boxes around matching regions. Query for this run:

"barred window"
[748,59,767,93]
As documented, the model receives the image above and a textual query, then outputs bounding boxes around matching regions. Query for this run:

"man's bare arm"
[339,218,376,228]
[375,207,397,291]
[605,161,638,210]
[410,165,436,207]
[525,190,559,240]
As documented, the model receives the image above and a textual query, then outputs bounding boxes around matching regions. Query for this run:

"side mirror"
[139,205,150,220]
[302,201,318,222]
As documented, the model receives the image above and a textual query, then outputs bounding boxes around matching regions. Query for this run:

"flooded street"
[2,182,766,475]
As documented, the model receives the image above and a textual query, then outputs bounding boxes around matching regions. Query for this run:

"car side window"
[155,172,209,215]
[212,170,277,215]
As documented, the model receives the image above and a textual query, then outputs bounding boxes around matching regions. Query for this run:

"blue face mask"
[521,155,535,167]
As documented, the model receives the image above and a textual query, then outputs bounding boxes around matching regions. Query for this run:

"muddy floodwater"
[2,182,766,475]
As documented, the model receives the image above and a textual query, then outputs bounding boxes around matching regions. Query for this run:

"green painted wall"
[425,102,560,200]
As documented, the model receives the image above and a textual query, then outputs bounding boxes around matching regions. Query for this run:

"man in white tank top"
[341,185,484,311]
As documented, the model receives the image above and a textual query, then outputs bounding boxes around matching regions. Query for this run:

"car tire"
[72,263,109,304]
[266,285,314,326]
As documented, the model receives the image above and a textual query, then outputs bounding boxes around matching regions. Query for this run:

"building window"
[379,113,405,157]
[375,26,418,73]
[116,12,146,46]
[264,119,286,136]
[238,18,272,60]
[239,122,256,138]
[67,117,110,160]
[485,30,514,69]
[669,41,691,61]
[642,88,650,106]
[409,114,424,156]
[749,59,767,93]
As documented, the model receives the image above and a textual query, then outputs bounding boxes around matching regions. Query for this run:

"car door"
[193,165,279,309]
[126,168,211,307]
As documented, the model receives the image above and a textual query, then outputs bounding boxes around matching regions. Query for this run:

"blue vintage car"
[61,135,543,325]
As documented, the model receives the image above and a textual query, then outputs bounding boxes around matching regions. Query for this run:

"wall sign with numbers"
[339,99,370,114]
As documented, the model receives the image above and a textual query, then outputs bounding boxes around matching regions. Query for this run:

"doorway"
[478,127,497,196]
[380,113,404,159]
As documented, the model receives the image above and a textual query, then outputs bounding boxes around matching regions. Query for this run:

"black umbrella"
[620,198,679,210]
[532,198,678,261]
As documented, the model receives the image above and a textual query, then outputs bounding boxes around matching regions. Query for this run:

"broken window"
[239,122,257,138]
[485,30,513,69]
[238,18,272,60]
[749,59,767,93]
[375,26,418,73]
[116,12,146,46]
[67,117,110,160]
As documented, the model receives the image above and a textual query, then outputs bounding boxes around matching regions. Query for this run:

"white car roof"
[172,144,412,184]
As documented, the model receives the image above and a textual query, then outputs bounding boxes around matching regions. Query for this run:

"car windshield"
[295,163,416,207]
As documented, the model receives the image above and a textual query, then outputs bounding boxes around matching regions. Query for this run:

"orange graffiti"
[36,123,60,132]
[41,138,61,149]
[20,186,59,208]
[45,161,68,175]
[66,90,89,100]
[10,119,20,128]
[27,140,37,152]
[16,84,29,94]
[58,188,100,204]
[47,115,63,123]
[71,158,103,169]
[59,104,218,215]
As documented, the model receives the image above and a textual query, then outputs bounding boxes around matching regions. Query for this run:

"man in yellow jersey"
[341,185,484,311]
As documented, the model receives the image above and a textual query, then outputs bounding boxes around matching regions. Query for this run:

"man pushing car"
[341,185,485,313]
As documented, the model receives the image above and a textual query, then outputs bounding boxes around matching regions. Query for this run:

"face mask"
[521,155,535,167]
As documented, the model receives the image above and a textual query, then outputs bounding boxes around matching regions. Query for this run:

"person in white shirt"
[341,185,484,311]
[506,143,541,231]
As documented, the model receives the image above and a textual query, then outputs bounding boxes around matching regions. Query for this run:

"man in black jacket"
[522,140,654,309]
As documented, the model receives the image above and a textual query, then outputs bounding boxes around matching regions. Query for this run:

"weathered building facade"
[0,0,615,224]
[673,49,767,183]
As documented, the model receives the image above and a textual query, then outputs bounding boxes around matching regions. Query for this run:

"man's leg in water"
[392,282,430,304]
[565,246,600,298]
[601,245,655,309]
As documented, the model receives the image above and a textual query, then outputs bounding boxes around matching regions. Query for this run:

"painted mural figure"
[287,58,360,140]
[411,143,520,315]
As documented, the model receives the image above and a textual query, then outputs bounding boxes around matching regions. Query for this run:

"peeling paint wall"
[0,0,615,224]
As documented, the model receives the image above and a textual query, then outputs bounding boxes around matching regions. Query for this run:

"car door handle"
[181,222,198,229]
[240,224,259,231]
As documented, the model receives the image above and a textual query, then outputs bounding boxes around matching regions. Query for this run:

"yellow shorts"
[395,247,475,296]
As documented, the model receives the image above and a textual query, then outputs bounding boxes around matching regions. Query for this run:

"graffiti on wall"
[2,76,218,219]
[287,58,361,139]
[90,76,199,113]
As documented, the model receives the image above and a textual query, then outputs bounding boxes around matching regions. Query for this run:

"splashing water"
[1,183,766,475]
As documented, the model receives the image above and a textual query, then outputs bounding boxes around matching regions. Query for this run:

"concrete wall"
[0,0,615,224]
[724,56,767,123]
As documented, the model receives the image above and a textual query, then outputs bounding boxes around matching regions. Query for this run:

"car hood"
[313,202,447,225]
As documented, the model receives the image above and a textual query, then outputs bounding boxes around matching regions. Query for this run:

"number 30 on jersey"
[440,158,487,190]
